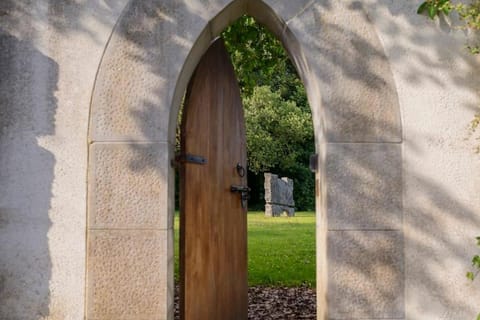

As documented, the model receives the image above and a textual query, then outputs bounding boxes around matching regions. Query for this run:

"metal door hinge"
[171,153,207,167]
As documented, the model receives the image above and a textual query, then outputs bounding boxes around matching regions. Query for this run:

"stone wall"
[0,1,129,318]
[0,0,479,319]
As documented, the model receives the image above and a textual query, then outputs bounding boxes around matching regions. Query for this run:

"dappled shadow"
[0,28,58,318]
[1,0,480,318]
[0,0,125,45]
[71,0,480,318]
[325,134,480,317]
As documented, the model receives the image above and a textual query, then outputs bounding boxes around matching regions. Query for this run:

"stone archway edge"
[87,1,403,319]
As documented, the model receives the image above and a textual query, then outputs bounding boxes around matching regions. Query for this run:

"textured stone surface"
[264,173,295,217]
[326,143,402,230]
[264,173,294,206]
[88,142,170,229]
[210,0,247,36]
[89,0,245,143]
[166,228,175,320]
[287,1,402,143]
[86,229,169,319]
[90,0,219,142]
[0,1,129,319]
[254,0,314,22]
[328,230,404,319]
[0,28,57,319]
[3,0,480,319]
[246,0,313,45]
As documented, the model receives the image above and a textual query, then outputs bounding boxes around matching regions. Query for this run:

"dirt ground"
[174,285,316,319]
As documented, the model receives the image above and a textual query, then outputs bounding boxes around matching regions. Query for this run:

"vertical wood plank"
[180,38,247,320]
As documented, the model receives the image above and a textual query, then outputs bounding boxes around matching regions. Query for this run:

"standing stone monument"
[264,173,295,217]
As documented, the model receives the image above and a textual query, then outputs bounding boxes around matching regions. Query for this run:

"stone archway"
[87,1,403,319]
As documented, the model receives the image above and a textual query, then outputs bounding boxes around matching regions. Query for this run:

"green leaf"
[472,255,480,267]
[467,45,480,54]
[477,313,480,320]
[467,271,475,281]
[429,5,438,19]
[417,1,429,14]
[442,6,451,15]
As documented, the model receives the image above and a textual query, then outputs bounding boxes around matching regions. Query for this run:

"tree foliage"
[222,16,307,105]
[466,237,480,281]
[244,86,313,174]
[418,0,480,53]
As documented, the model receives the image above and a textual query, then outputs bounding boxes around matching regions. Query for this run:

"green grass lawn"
[174,211,316,288]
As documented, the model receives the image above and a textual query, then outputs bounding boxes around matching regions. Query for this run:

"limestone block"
[86,229,170,319]
[88,142,170,229]
[287,2,402,142]
[326,143,402,230]
[90,0,234,142]
[210,0,247,36]
[265,204,295,217]
[328,230,404,319]
[246,0,313,40]
[255,0,314,22]
[166,228,175,320]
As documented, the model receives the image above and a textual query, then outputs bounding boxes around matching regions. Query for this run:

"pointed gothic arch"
[87,0,403,318]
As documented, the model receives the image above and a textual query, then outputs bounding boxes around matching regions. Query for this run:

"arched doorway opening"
[173,14,316,319]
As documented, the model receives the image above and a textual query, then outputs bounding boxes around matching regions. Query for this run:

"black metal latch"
[171,153,207,167]
[231,185,250,209]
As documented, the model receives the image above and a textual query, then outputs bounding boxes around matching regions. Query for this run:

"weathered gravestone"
[264,173,295,217]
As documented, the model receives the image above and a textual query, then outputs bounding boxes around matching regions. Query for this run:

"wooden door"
[179,38,248,320]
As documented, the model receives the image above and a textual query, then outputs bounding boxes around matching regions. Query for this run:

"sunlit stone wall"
[1,1,479,319]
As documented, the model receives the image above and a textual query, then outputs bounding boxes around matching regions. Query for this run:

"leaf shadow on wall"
[0,28,57,319]
[120,1,480,318]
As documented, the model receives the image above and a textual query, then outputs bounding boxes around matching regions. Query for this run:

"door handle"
[236,163,246,177]
[230,185,250,209]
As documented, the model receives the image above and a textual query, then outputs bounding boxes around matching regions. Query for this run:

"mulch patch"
[174,285,316,319]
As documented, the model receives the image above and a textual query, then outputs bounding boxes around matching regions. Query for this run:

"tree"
[244,86,313,174]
